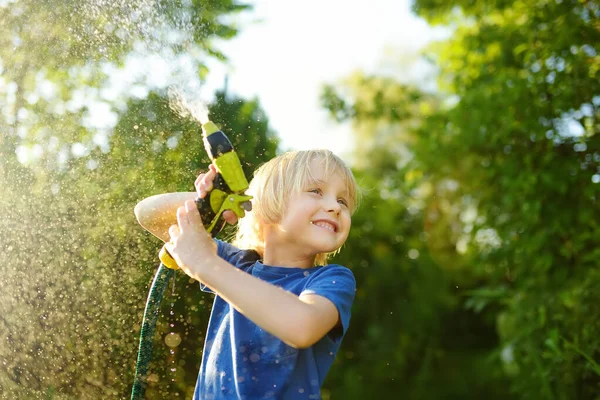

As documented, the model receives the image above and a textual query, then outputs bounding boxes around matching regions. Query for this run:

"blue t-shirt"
[193,240,356,400]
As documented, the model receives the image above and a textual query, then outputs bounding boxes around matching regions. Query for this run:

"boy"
[135,150,360,399]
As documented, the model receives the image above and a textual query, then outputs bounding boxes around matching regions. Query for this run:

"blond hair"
[233,149,360,266]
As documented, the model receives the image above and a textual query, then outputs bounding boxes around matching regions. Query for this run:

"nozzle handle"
[195,195,226,237]
[195,172,229,236]
[159,246,179,270]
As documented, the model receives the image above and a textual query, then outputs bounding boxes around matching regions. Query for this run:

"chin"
[311,243,341,255]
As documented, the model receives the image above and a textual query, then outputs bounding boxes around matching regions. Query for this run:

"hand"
[194,164,240,225]
[165,200,218,279]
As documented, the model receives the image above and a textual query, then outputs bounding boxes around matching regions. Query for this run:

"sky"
[201,0,447,160]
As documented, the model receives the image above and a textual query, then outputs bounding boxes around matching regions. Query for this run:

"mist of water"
[168,87,210,125]
[0,0,226,398]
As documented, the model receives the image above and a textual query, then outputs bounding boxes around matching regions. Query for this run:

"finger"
[164,241,174,254]
[176,205,189,230]
[195,172,210,197]
[185,200,203,225]
[222,210,239,225]
[196,167,216,198]
[168,224,180,239]
[202,167,216,189]
[194,173,206,190]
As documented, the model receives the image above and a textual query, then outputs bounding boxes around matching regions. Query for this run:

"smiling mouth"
[311,221,338,233]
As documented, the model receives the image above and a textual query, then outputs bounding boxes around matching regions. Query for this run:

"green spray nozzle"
[159,120,251,270]
[201,121,220,136]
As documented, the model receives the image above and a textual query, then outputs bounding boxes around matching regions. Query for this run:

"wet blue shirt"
[193,240,356,400]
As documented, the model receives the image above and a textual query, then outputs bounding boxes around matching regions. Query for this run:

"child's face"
[273,159,352,258]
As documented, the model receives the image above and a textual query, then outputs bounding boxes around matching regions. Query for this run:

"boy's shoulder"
[305,263,356,287]
[215,239,261,268]
[314,263,354,275]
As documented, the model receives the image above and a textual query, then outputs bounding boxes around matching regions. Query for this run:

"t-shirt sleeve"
[301,265,356,342]
[200,239,261,293]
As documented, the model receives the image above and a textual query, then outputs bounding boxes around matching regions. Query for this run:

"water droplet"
[165,332,182,347]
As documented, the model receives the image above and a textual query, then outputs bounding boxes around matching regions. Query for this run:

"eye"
[308,188,322,195]
[338,198,348,207]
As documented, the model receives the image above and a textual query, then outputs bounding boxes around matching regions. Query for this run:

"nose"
[325,195,341,214]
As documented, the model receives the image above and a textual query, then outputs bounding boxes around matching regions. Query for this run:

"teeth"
[312,221,335,232]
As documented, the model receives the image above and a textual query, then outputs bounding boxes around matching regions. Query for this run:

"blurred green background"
[0,0,599,399]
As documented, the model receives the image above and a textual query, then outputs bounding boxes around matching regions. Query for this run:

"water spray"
[131,111,252,399]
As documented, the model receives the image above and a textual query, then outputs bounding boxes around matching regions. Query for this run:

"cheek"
[342,215,352,231]
[281,210,305,228]
[343,211,352,224]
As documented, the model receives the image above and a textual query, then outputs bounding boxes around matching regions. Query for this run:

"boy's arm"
[166,200,341,349]
[134,192,197,242]
[199,256,340,349]
[134,165,239,242]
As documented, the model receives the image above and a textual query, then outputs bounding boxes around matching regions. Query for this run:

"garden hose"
[130,263,174,399]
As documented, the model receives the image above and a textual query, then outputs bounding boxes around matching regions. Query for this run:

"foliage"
[0,0,280,398]
[0,87,277,398]
[3,0,599,398]
[322,169,510,400]
[322,0,600,398]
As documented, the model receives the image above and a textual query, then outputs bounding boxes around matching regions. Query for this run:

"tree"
[321,73,511,399]
[322,0,600,398]
[0,0,249,188]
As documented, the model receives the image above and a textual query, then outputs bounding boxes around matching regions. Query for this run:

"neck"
[262,227,316,269]
[262,247,316,269]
